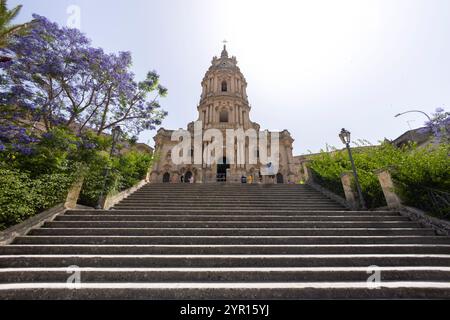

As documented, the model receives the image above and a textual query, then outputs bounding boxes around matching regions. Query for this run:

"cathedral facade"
[149,46,299,184]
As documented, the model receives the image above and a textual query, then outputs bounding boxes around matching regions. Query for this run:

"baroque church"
[149,45,299,184]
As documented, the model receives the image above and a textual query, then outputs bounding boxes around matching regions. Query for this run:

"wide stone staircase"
[0,184,449,299]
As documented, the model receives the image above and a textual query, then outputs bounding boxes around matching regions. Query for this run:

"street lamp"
[395,110,432,122]
[339,128,367,210]
[96,126,123,209]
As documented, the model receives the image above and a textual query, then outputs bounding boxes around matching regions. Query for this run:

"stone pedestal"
[64,174,85,209]
[301,161,313,183]
[375,169,402,209]
[150,172,158,183]
[340,172,358,210]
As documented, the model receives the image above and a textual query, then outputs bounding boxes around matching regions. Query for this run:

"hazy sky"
[10,0,450,154]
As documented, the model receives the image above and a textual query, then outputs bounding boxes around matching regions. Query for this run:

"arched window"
[220,110,229,123]
[221,81,228,92]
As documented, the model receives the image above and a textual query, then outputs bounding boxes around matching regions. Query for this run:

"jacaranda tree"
[0,14,167,155]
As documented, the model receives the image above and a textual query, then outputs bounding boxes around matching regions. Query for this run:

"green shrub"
[0,126,154,228]
[78,150,154,207]
[309,142,450,216]
[0,168,75,230]
[113,151,153,190]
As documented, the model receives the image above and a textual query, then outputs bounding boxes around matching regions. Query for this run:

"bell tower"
[197,45,255,130]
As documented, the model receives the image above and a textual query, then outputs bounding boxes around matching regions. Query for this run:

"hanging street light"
[394,110,432,122]
[339,128,367,210]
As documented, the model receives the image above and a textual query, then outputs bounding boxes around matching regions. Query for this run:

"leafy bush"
[113,151,153,190]
[309,142,450,216]
[0,168,75,230]
[392,144,450,217]
[78,150,154,207]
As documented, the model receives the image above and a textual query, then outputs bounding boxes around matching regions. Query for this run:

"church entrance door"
[217,157,230,182]
[276,173,284,184]
[184,171,193,183]
[163,172,170,183]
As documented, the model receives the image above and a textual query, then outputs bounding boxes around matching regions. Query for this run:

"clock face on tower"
[216,60,232,68]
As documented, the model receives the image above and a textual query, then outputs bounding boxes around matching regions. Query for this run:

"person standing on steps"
[189,175,194,184]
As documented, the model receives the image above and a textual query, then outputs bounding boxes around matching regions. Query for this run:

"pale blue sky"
[10,0,450,154]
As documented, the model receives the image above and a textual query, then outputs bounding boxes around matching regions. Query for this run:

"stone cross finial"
[221,40,229,58]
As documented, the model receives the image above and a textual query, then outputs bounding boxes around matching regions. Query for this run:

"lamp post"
[96,126,122,209]
[395,110,432,122]
[339,128,367,210]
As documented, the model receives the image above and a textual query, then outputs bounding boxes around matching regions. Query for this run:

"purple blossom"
[424,108,450,143]
[1,14,167,137]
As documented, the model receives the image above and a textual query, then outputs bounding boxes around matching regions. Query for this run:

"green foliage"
[78,149,154,207]
[0,126,154,228]
[0,0,32,49]
[114,151,153,190]
[0,168,75,230]
[309,142,450,216]
[392,144,450,217]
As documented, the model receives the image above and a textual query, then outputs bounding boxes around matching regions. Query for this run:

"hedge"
[0,168,75,230]
[308,142,450,218]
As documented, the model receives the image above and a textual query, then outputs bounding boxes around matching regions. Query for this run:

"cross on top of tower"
[221,40,229,58]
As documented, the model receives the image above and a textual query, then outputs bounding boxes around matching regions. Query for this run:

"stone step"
[130,193,328,198]
[1,282,450,299]
[2,245,449,255]
[55,215,411,222]
[127,192,327,196]
[112,204,345,209]
[27,228,437,237]
[119,198,338,203]
[132,191,326,195]
[1,254,450,268]
[13,235,450,245]
[127,192,328,197]
[111,207,348,212]
[43,221,422,229]
[65,210,399,217]
[139,185,313,189]
[1,267,450,283]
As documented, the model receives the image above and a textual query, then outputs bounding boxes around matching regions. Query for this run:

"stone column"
[209,106,213,124]
[340,172,359,210]
[64,174,85,209]
[375,169,402,209]
[196,170,204,184]
[172,173,180,184]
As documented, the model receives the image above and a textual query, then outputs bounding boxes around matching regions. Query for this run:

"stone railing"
[98,179,148,210]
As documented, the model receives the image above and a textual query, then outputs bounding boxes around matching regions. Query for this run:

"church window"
[221,81,228,92]
[220,110,229,123]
